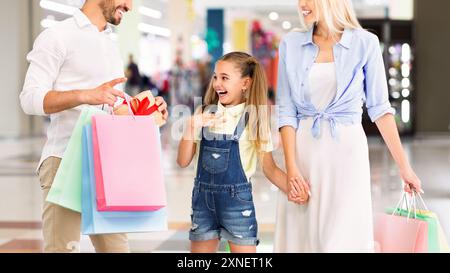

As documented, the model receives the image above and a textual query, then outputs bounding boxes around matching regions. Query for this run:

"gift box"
[114,91,165,126]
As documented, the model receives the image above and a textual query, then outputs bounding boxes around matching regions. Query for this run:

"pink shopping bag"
[92,114,166,212]
[374,213,428,253]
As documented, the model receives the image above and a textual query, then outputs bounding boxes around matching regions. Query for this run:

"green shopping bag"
[46,107,107,212]
[414,209,450,253]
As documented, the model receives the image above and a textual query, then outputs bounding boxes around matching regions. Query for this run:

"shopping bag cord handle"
[108,93,136,120]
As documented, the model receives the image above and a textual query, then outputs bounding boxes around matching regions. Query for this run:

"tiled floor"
[0,122,449,253]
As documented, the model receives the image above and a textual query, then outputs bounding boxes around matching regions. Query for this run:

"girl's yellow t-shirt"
[194,102,273,181]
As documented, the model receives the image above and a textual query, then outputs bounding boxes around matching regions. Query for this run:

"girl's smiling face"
[213,60,251,106]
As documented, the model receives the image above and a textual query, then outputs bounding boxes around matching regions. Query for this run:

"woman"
[275,0,423,252]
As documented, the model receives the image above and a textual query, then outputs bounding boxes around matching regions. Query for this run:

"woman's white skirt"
[274,119,374,253]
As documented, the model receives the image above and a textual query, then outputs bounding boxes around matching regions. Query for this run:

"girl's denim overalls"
[189,112,259,246]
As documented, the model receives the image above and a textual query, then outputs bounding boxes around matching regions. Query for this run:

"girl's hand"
[182,112,226,142]
[400,167,423,195]
[289,177,311,205]
[190,112,226,130]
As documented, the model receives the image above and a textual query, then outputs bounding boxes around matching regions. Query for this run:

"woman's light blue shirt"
[276,27,395,139]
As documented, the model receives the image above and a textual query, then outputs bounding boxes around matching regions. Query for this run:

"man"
[20,0,168,253]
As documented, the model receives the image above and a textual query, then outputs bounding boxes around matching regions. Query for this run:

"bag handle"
[108,93,136,119]
[392,190,429,221]
[392,192,416,221]
[410,191,428,220]
[392,192,410,216]
[412,191,429,212]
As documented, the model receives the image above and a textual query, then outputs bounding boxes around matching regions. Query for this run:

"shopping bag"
[387,192,450,252]
[46,106,107,212]
[82,124,168,235]
[385,193,450,253]
[416,209,450,252]
[374,213,428,253]
[91,107,166,212]
[437,219,450,252]
[385,207,440,252]
[374,192,428,253]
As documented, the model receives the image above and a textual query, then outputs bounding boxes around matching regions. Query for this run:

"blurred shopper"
[125,54,142,96]
[159,72,171,107]
[141,75,159,97]
[19,0,168,253]
[196,59,213,99]
[177,52,295,253]
[275,0,423,253]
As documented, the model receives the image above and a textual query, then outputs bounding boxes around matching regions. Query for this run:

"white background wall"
[0,0,33,138]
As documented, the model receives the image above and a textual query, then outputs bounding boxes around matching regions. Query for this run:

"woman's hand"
[287,167,311,205]
[288,177,311,205]
[400,166,423,195]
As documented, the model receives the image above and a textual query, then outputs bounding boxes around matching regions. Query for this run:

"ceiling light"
[269,12,279,21]
[139,6,163,19]
[138,23,171,37]
[282,21,292,30]
[40,0,77,15]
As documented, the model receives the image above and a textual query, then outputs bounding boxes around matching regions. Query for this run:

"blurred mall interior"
[0,0,449,252]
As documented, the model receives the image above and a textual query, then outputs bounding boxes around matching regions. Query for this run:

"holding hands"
[287,167,311,205]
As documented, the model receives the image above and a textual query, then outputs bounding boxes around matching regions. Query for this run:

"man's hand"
[81,78,127,107]
[155,96,169,123]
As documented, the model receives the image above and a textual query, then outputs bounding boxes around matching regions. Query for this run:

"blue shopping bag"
[81,124,168,235]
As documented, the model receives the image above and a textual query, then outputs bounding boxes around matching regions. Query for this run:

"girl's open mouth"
[217,90,228,97]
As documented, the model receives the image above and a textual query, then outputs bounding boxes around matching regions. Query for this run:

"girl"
[177,52,302,253]
[275,0,423,252]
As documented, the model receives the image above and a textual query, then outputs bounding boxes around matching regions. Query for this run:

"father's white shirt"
[20,9,125,171]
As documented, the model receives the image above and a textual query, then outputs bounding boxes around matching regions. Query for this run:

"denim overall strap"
[195,111,249,186]
[232,112,249,142]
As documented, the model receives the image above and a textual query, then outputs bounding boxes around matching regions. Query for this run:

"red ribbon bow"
[123,97,159,116]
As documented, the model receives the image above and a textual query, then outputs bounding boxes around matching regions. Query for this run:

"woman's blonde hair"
[203,52,270,155]
[297,0,362,39]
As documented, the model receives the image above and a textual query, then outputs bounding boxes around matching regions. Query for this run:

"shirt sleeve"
[20,29,66,116]
[276,38,299,130]
[363,34,396,122]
